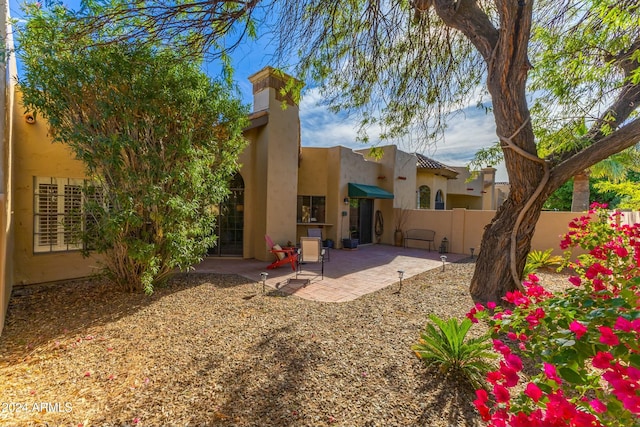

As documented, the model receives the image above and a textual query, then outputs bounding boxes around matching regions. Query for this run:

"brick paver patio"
[193,244,467,302]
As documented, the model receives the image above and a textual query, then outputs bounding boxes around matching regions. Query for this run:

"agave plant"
[412,314,496,389]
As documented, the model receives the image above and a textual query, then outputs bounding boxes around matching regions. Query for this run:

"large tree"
[270,0,640,303]
[19,4,249,293]
[67,0,640,302]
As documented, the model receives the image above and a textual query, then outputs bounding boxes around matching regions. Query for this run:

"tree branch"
[432,0,499,62]
[553,39,640,164]
[548,118,640,190]
[587,38,640,135]
[492,0,533,84]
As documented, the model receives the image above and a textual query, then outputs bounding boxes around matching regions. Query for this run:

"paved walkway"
[193,245,467,302]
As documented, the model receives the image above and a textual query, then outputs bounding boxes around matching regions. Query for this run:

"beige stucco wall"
[297,147,333,242]
[239,124,266,260]
[448,194,483,210]
[12,91,102,285]
[0,1,16,335]
[446,167,497,210]
[416,171,449,210]
[338,147,380,244]
[246,68,300,261]
[391,149,417,210]
[237,127,257,259]
[402,208,588,257]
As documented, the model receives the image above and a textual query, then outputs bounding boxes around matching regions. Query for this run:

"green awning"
[348,183,394,199]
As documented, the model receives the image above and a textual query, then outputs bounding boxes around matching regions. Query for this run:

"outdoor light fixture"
[470,247,475,259]
[344,197,349,205]
[397,270,405,294]
[260,272,268,293]
[440,255,447,272]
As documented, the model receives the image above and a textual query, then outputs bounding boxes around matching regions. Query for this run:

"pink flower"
[505,353,523,371]
[569,321,588,339]
[598,326,620,346]
[475,389,488,403]
[475,402,491,422]
[592,351,614,369]
[524,382,542,402]
[499,362,520,387]
[627,366,640,381]
[592,278,606,292]
[614,316,633,332]
[525,307,545,329]
[614,245,629,257]
[473,392,492,422]
[466,308,479,323]
[590,398,607,413]
[586,262,613,279]
[493,339,511,356]
[493,384,511,403]
[487,370,503,385]
[543,363,561,384]
[487,301,497,309]
[568,276,581,287]
[504,290,528,306]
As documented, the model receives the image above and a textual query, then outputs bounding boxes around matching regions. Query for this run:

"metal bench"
[404,229,436,251]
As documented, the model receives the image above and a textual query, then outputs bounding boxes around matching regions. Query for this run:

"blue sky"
[9,0,506,181]
[215,37,506,180]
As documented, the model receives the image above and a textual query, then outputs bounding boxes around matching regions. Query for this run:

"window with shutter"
[33,177,104,253]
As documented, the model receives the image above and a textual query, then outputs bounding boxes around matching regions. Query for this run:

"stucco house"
[0,61,504,334]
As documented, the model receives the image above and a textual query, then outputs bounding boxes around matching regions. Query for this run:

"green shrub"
[412,315,496,389]
[19,5,248,293]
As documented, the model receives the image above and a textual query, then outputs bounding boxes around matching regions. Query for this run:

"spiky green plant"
[523,249,564,276]
[412,315,496,389]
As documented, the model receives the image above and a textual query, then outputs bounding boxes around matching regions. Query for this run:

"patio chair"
[296,237,325,280]
[307,228,330,261]
[265,235,298,271]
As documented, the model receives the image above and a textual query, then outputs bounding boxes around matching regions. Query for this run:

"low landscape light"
[397,270,405,293]
[260,272,268,293]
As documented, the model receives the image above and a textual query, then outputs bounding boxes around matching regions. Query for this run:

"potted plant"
[343,227,359,249]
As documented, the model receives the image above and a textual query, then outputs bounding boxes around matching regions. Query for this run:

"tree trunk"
[469,195,545,304]
[571,171,590,212]
[433,1,640,304]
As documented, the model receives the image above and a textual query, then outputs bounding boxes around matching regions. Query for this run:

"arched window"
[418,185,431,209]
[435,190,445,210]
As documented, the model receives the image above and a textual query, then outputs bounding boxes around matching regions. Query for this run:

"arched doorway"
[209,173,244,256]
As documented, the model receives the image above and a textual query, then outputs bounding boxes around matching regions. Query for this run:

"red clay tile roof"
[415,153,459,178]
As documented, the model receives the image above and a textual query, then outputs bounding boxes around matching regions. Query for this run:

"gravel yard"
[0,261,570,427]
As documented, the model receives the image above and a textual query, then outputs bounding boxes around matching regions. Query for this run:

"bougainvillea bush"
[469,203,639,427]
